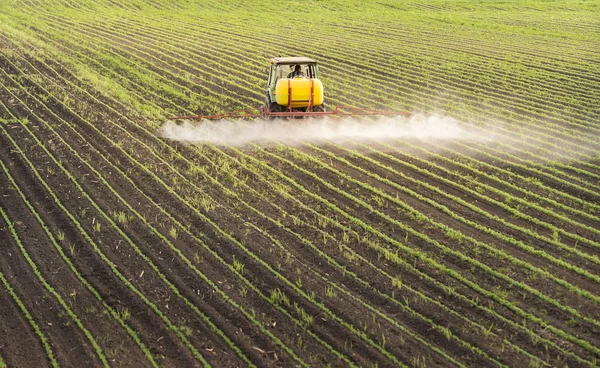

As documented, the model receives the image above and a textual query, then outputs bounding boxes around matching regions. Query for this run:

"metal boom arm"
[169,105,411,120]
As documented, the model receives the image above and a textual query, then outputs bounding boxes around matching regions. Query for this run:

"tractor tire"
[312,104,326,112]
[267,102,283,119]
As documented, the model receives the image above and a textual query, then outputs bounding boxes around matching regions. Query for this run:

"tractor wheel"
[267,102,283,119]
[312,104,326,112]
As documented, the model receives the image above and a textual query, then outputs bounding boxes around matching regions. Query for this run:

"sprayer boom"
[168,105,412,121]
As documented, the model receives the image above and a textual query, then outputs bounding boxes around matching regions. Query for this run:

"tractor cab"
[265,57,324,113]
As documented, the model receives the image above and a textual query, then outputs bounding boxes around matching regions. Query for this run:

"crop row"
[0,206,58,367]
[29,45,600,362]
[14,8,600,316]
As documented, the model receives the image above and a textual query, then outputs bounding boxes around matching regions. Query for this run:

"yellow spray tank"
[275,77,324,108]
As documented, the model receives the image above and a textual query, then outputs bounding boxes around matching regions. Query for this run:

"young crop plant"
[293,303,314,330]
[269,288,290,307]
[112,210,134,224]
[233,257,245,274]
[169,226,178,240]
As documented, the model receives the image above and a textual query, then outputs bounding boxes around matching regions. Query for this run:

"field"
[1,0,599,367]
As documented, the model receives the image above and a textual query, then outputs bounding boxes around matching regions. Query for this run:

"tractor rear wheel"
[312,104,326,112]
[311,104,327,119]
[267,102,283,119]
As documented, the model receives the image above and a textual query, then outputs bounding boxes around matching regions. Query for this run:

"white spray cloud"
[159,113,473,146]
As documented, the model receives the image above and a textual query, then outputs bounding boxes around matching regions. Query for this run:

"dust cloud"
[159,114,476,147]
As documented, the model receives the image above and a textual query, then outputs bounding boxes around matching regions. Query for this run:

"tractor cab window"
[271,64,317,89]
[276,64,315,79]
[304,65,316,78]
[276,65,290,80]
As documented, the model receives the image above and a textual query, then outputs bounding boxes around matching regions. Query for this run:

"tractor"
[263,56,326,116]
[169,57,410,120]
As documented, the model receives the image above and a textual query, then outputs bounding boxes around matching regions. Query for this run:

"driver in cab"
[288,64,304,78]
